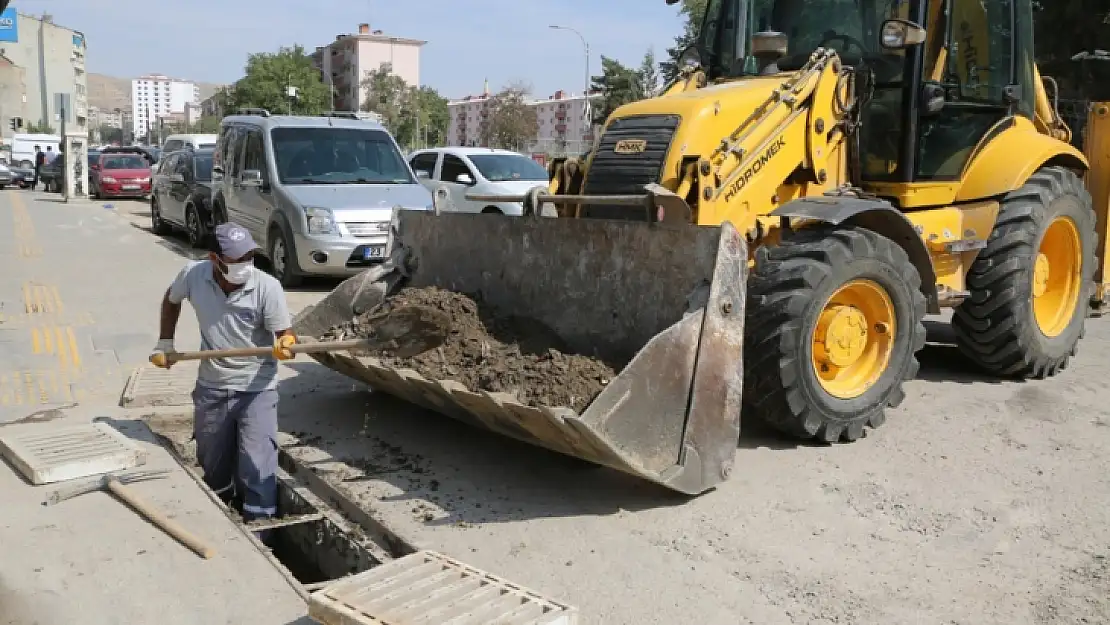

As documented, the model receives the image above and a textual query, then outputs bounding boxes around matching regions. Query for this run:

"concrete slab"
[0,421,145,484]
[120,364,199,408]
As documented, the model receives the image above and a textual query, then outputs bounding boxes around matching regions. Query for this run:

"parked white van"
[11,133,60,168]
[161,134,218,153]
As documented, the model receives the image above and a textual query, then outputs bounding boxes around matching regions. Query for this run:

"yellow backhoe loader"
[294,0,1110,495]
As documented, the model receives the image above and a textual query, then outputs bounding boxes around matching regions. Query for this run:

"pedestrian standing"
[44,145,54,164]
[31,145,43,190]
[149,223,297,531]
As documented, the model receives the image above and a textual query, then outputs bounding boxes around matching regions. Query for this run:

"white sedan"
[406,147,550,216]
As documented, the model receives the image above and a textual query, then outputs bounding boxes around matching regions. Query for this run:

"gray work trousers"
[191,384,279,521]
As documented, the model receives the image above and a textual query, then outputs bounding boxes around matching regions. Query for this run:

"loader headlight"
[305,207,337,235]
[679,45,702,70]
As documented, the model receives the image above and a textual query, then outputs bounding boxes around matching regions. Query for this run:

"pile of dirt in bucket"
[326,286,616,412]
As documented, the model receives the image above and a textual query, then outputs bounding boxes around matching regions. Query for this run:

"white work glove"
[149,338,177,369]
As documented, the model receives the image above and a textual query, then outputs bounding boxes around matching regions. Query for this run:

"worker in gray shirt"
[149,222,297,527]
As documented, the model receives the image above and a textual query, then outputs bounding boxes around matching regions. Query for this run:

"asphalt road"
[98,195,1110,624]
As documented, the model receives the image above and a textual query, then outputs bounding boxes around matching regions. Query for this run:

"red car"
[91,150,153,199]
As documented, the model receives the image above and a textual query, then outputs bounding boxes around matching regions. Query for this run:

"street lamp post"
[549,25,591,125]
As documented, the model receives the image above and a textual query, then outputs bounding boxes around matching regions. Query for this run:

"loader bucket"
[292,210,747,495]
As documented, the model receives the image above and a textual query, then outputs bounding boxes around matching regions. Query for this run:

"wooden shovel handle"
[106,478,216,559]
[165,338,372,363]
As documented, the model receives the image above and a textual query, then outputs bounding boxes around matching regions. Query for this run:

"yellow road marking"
[51,286,64,314]
[32,327,42,353]
[43,327,53,354]
[66,327,81,369]
[56,327,69,369]
[22,283,61,314]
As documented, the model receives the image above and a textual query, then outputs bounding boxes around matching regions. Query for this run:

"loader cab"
[692,0,1038,186]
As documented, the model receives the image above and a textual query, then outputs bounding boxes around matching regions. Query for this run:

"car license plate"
[122,184,140,190]
[363,245,385,260]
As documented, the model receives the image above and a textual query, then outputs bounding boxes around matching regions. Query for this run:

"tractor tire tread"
[744,226,927,443]
[952,166,1095,378]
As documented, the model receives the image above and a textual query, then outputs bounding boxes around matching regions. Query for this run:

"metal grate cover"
[0,422,146,485]
[308,550,578,625]
[119,364,198,408]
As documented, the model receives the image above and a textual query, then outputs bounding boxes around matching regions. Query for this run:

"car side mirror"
[880,19,926,50]
[240,169,263,187]
[455,173,474,185]
[416,170,431,179]
[921,81,946,115]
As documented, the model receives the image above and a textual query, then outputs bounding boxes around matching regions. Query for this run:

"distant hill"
[87,73,225,112]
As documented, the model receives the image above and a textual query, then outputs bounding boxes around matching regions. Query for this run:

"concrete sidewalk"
[0,191,311,625]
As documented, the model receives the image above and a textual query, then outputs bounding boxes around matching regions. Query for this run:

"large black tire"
[953,166,1095,378]
[744,226,927,442]
[184,203,207,249]
[267,225,303,288]
[150,198,171,235]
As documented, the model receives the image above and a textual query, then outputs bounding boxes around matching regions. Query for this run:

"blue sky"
[12,0,687,99]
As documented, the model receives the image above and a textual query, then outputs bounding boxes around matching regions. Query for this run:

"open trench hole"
[144,414,392,590]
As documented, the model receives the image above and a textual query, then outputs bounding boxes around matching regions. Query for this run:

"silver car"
[210,111,433,286]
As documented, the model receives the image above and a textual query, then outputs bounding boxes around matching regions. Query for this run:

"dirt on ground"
[326,286,617,412]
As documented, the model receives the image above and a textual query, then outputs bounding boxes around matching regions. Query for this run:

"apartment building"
[0,10,88,134]
[88,105,124,129]
[0,53,27,134]
[311,23,424,112]
[447,86,601,156]
[130,73,199,139]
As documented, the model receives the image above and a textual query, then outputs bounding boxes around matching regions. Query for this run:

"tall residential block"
[311,23,424,113]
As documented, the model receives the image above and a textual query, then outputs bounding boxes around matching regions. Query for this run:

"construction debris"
[323,287,617,412]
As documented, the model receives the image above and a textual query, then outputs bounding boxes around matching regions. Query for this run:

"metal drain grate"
[309,550,578,625]
[120,365,198,408]
[0,422,145,484]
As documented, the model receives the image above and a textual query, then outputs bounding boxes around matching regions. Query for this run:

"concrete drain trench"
[143,414,416,600]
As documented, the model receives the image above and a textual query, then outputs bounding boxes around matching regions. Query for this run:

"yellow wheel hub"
[812,280,896,399]
[1033,216,1082,338]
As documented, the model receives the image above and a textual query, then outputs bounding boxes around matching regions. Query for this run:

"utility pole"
[59,103,67,202]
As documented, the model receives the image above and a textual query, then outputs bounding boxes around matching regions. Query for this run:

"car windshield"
[87,152,100,166]
[102,155,147,170]
[194,155,214,181]
[467,154,548,182]
[271,127,414,185]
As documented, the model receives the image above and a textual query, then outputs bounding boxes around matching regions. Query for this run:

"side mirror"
[921,81,946,115]
[880,19,927,50]
[240,169,263,187]
[416,170,431,179]
[455,173,474,185]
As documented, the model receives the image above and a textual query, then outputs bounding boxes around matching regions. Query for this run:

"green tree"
[190,116,222,133]
[362,64,450,150]
[26,120,56,134]
[590,56,643,123]
[661,0,708,82]
[397,86,449,150]
[97,124,124,144]
[231,45,329,115]
[361,63,410,135]
[638,48,661,98]
[483,82,538,151]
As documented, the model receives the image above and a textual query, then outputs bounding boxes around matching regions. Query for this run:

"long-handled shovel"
[162,303,450,364]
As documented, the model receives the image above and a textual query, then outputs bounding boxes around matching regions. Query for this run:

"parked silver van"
[211,110,433,286]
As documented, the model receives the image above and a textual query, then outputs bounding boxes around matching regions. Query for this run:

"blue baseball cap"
[214,222,259,259]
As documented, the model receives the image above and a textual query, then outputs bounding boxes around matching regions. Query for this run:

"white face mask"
[221,260,253,285]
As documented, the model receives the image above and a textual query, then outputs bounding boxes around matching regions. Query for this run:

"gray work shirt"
[167,260,292,392]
